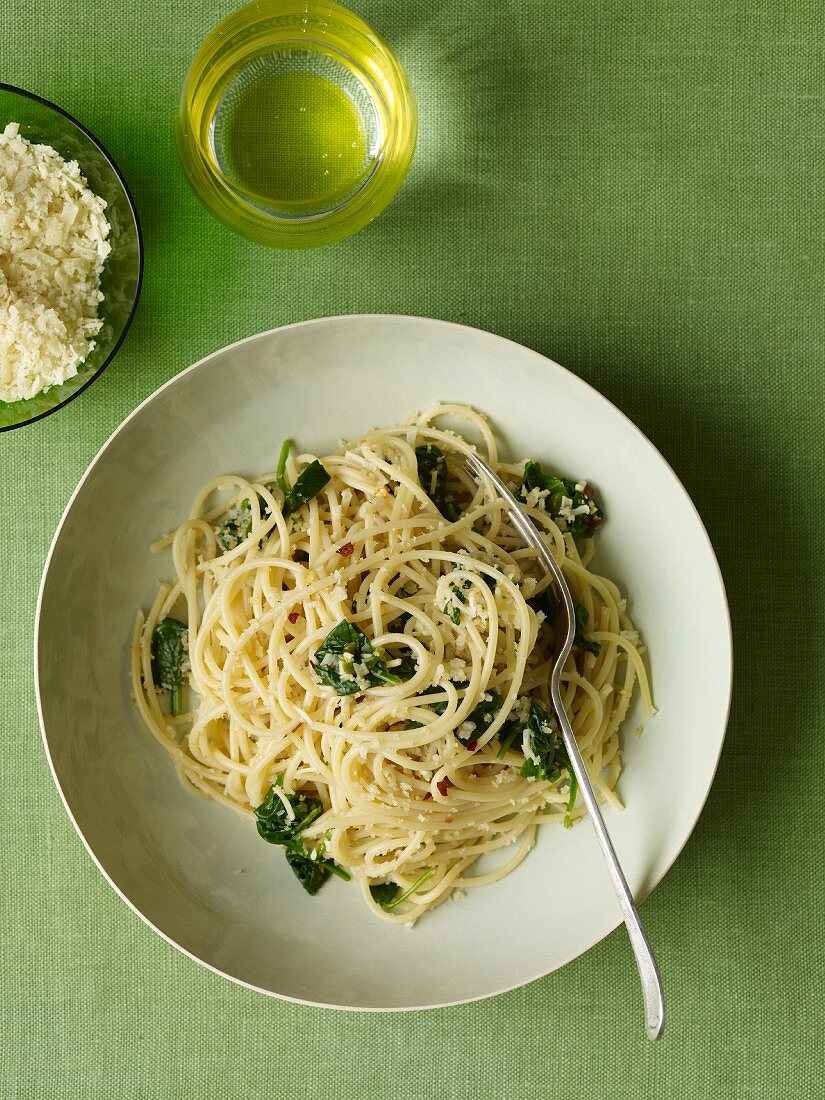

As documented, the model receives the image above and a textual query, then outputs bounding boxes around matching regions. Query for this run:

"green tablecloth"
[2,1,823,1096]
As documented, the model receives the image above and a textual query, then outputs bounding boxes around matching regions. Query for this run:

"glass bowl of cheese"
[0,84,143,432]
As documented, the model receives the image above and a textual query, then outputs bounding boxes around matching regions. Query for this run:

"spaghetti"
[131,404,654,924]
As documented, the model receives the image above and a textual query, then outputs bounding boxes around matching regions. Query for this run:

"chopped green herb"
[415,444,460,521]
[282,459,331,518]
[215,494,274,552]
[573,602,601,656]
[150,618,189,717]
[515,461,603,538]
[313,620,416,696]
[216,498,251,551]
[276,438,292,498]
[444,579,470,624]
[216,491,277,552]
[563,772,578,829]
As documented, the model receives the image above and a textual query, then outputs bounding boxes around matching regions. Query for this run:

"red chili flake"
[287,611,300,624]
[465,740,478,752]
[423,792,433,801]
[583,484,594,500]
[444,815,454,824]
[436,777,452,798]
[584,515,601,528]
[337,542,354,556]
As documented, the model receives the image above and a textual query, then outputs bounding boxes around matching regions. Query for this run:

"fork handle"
[552,694,666,1040]
[462,450,664,1038]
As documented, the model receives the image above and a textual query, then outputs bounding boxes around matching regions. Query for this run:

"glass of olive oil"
[177,0,417,249]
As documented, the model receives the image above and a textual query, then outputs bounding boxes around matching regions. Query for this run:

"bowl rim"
[34,314,734,1011]
[0,82,144,433]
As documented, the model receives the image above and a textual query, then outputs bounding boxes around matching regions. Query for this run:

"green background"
[2,1,823,1096]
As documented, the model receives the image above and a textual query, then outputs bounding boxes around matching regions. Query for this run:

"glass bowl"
[177,0,417,249]
[0,84,143,432]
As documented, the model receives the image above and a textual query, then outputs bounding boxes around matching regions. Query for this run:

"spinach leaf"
[393,655,419,681]
[415,444,460,521]
[150,618,189,717]
[285,836,350,893]
[496,718,522,759]
[528,590,600,656]
[284,849,334,895]
[457,691,503,745]
[387,579,416,633]
[255,781,350,895]
[527,585,556,620]
[519,700,579,830]
[430,686,502,745]
[313,620,415,695]
[255,782,323,845]
[282,459,330,518]
[415,444,447,501]
[427,679,470,716]
[369,882,400,908]
[388,609,412,633]
[517,461,567,505]
[369,869,435,911]
[498,700,578,823]
[520,700,565,782]
[573,602,601,656]
[515,461,603,538]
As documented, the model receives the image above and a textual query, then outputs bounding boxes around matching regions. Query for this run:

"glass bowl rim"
[0,82,144,434]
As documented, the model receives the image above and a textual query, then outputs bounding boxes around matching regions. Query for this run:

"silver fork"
[464,451,665,1041]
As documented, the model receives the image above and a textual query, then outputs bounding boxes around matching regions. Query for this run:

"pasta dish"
[131,404,653,924]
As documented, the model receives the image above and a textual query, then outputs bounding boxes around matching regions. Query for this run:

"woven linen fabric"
[2,1,823,1097]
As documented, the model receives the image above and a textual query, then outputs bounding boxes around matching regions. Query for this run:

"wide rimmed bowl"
[35,315,732,1009]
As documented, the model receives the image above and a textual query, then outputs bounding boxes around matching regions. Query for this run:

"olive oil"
[177,0,417,248]
[221,69,368,206]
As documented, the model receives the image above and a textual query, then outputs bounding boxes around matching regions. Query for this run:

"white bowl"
[35,315,732,1009]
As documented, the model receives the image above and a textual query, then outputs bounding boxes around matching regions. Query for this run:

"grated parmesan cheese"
[0,122,111,402]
